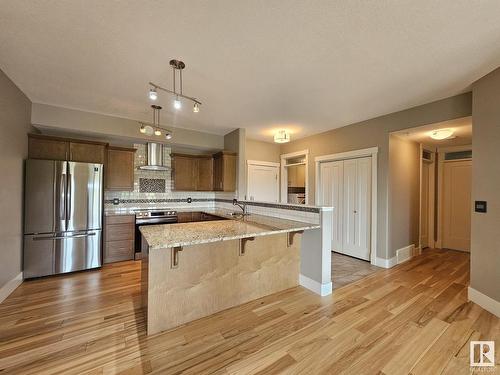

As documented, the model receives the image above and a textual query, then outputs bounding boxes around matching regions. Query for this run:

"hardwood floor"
[0,249,498,374]
[331,252,381,289]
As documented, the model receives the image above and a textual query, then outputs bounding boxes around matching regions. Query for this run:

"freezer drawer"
[23,230,102,278]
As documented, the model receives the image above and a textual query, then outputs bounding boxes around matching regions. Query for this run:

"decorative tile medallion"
[139,178,166,193]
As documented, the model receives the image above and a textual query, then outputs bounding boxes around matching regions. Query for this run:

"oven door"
[135,218,177,252]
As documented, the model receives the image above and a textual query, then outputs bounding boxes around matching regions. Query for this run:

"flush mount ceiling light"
[430,128,455,140]
[148,59,202,113]
[274,130,291,143]
[139,105,173,140]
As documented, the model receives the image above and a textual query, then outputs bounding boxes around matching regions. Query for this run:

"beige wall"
[388,135,420,253]
[281,93,472,259]
[224,128,246,200]
[31,103,224,151]
[471,67,500,303]
[0,70,32,289]
[245,139,280,163]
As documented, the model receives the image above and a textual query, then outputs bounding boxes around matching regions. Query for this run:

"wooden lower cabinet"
[104,215,135,263]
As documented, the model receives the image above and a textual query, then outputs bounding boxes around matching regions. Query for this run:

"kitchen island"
[139,211,319,335]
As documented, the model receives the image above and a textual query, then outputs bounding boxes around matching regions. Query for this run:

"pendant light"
[147,59,201,113]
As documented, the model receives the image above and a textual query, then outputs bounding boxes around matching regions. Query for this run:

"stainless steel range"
[135,210,178,252]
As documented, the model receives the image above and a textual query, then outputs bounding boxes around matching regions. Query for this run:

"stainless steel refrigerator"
[24,159,103,278]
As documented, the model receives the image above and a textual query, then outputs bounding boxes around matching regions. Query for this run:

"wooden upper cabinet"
[28,134,107,164]
[197,156,214,191]
[28,134,69,161]
[172,154,197,191]
[213,151,237,192]
[69,142,106,164]
[172,151,236,192]
[106,147,136,191]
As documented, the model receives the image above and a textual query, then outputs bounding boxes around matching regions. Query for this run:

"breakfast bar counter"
[139,212,319,335]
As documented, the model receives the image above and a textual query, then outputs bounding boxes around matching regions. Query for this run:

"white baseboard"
[299,274,332,296]
[0,272,23,304]
[468,287,500,318]
[396,244,417,264]
[374,256,397,269]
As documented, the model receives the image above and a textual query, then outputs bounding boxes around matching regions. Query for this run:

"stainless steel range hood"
[138,143,171,171]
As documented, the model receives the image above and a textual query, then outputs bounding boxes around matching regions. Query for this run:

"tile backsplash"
[104,143,218,210]
[139,178,166,193]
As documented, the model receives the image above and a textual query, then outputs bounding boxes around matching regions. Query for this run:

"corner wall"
[388,135,420,256]
[281,93,472,259]
[470,67,500,310]
[0,69,32,294]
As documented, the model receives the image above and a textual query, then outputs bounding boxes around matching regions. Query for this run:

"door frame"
[419,145,436,250]
[436,145,472,249]
[280,150,309,205]
[247,160,280,202]
[314,147,378,266]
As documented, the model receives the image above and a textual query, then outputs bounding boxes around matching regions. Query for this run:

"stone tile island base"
[141,233,300,335]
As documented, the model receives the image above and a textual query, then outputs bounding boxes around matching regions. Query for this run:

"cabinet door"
[222,154,237,191]
[213,155,223,191]
[197,157,213,191]
[28,136,69,161]
[172,156,196,191]
[177,212,193,223]
[106,148,135,191]
[69,142,106,164]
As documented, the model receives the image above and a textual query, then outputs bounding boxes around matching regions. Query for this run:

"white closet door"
[320,161,343,252]
[247,164,279,202]
[342,157,371,260]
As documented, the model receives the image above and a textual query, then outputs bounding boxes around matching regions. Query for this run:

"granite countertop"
[139,211,320,250]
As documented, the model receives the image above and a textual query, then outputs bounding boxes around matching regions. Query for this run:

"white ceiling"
[392,116,472,147]
[1,1,500,142]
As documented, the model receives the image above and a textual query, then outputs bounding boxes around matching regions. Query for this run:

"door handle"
[67,174,72,219]
[33,232,96,241]
[60,175,66,220]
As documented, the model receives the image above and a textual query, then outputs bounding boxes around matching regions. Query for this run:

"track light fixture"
[173,96,182,110]
[149,87,158,101]
[148,59,201,113]
[138,105,173,140]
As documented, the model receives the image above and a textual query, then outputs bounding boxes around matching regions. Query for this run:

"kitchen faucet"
[232,199,248,215]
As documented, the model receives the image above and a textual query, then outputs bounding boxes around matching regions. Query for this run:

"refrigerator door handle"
[33,232,96,241]
[67,174,72,221]
[59,174,66,221]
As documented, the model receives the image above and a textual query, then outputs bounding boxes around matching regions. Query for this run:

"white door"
[320,161,343,252]
[343,157,371,260]
[247,164,279,202]
[442,160,471,252]
[420,162,430,248]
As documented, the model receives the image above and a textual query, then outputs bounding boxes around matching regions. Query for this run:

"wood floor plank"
[0,249,498,374]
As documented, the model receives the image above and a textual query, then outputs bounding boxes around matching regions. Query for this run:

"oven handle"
[135,218,178,225]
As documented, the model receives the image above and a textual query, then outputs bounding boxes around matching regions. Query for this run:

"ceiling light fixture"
[173,96,182,110]
[274,130,291,143]
[139,105,173,140]
[430,128,455,140]
[149,87,158,101]
[148,59,201,113]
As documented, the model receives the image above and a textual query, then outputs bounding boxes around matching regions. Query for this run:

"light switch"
[475,201,487,213]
